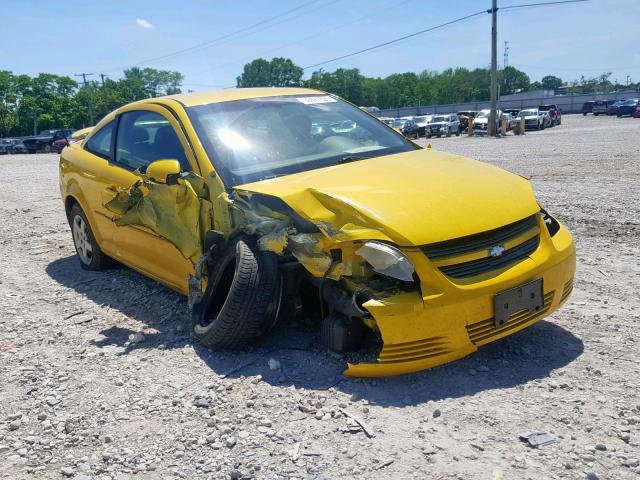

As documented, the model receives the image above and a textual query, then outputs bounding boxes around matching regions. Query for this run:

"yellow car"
[59,88,575,377]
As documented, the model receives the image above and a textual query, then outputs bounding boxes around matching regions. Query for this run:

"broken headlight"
[539,208,560,237]
[355,241,415,282]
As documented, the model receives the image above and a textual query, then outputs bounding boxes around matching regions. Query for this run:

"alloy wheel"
[72,215,93,265]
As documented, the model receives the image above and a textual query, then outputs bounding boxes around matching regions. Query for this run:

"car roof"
[143,87,326,108]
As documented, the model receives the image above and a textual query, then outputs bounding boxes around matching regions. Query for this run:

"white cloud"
[136,18,153,29]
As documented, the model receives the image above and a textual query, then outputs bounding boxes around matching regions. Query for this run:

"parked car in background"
[582,101,595,115]
[22,129,74,153]
[457,110,477,133]
[539,104,561,126]
[413,115,432,137]
[519,108,547,130]
[11,140,28,154]
[399,119,420,139]
[52,127,94,153]
[426,114,460,138]
[472,109,515,134]
[0,138,27,154]
[503,108,520,117]
[379,117,395,128]
[592,100,613,116]
[0,138,13,154]
[607,100,625,116]
[615,99,639,117]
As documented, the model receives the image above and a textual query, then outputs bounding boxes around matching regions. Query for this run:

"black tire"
[43,144,51,153]
[194,236,281,349]
[68,204,112,271]
[446,127,452,137]
[594,113,599,116]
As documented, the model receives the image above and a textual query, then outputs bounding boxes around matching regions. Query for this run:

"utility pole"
[75,73,95,125]
[626,75,630,87]
[503,41,509,68]
[99,74,107,87]
[488,0,498,137]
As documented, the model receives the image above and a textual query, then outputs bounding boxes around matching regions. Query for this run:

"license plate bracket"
[493,279,543,328]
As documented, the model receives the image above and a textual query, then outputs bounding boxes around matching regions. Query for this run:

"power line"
[190,0,413,78]
[302,10,487,70]
[302,0,590,72]
[99,0,323,74]
[500,0,588,11]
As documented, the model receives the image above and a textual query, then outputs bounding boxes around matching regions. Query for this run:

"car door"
[97,106,201,294]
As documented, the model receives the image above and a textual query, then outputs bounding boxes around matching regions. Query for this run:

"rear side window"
[114,110,189,172]
[85,122,114,159]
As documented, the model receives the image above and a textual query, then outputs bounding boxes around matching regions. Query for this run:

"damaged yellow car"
[59,88,575,377]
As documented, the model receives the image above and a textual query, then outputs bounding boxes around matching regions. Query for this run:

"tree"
[236,57,303,87]
[541,75,562,90]
[499,66,530,95]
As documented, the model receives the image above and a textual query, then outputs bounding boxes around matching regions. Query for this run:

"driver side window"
[115,110,189,172]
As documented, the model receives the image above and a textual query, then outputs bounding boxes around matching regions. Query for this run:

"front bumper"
[345,219,576,377]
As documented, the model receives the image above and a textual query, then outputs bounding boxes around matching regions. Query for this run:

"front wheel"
[446,127,452,137]
[69,204,112,271]
[43,144,51,153]
[194,236,281,349]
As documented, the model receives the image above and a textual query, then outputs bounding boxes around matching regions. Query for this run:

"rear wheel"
[194,236,281,349]
[69,204,112,271]
[43,144,51,153]
[446,127,452,137]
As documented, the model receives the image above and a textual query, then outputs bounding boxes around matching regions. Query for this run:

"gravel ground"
[1,114,639,480]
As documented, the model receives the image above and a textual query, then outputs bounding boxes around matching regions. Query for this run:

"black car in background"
[399,119,420,139]
[582,101,595,115]
[606,101,625,116]
[592,100,613,115]
[22,129,74,153]
[615,99,639,117]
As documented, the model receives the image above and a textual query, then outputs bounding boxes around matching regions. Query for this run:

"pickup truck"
[22,129,74,154]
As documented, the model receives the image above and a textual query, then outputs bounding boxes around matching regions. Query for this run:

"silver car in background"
[519,108,549,130]
[426,114,460,138]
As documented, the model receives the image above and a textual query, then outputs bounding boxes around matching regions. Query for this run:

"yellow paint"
[60,87,576,377]
[146,159,181,184]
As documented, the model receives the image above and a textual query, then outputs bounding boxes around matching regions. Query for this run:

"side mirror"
[146,159,181,184]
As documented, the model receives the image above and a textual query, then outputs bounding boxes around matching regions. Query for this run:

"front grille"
[421,215,540,279]
[466,290,554,344]
[378,336,452,364]
[439,236,539,278]
[423,215,537,259]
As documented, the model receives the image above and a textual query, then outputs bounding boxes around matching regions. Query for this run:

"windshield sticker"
[296,95,337,104]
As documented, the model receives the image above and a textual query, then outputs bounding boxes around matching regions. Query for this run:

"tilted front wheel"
[194,236,281,349]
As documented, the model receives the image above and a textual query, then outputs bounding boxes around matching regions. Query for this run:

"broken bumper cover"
[345,224,575,377]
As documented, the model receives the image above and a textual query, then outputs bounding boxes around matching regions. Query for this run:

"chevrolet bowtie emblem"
[489,245,506,257]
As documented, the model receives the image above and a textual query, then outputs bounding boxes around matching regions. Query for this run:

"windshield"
[431,116,446,123]
[476,111,490,118]
[520,109,538,116]
[621,100,637,106]
[187,94,416,187]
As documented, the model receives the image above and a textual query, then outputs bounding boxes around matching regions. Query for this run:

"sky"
[1,0,639,91]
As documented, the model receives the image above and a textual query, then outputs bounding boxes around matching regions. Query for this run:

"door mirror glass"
[147,159,181,184]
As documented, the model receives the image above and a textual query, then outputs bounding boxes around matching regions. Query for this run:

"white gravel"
[1,114,639,479]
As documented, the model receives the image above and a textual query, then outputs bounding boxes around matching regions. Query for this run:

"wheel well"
[65,196,78,220]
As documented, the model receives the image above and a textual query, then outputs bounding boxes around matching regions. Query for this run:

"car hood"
[428,122,448,126]
[234,149,539,247]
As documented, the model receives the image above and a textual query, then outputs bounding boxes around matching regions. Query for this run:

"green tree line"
[0,67,183,137]
[238,57,636,108]
[2,57,634,137]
